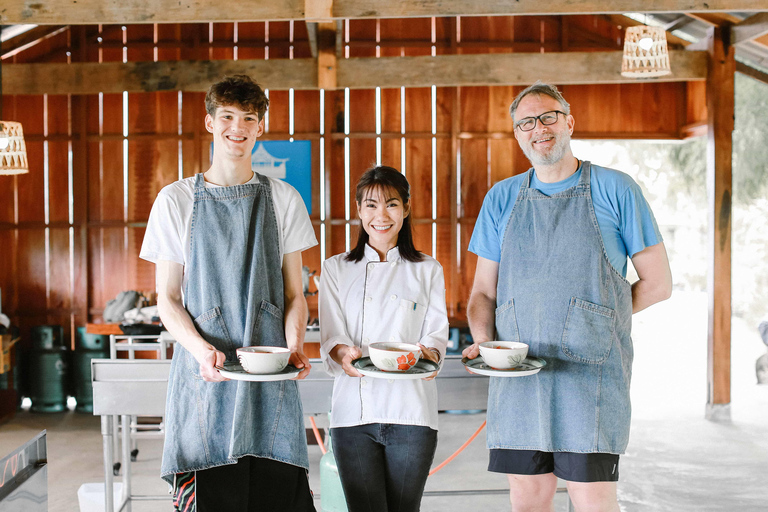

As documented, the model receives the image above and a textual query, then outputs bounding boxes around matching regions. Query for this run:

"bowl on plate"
[236,346,291,374]
[478,341,529,370]
[368,342,421,372]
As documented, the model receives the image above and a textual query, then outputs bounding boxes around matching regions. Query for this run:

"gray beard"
[522,134,570,167]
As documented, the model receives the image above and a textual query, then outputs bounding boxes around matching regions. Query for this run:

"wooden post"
[449,18,459,320]
[705,25,734,422]
[71,26,90,328]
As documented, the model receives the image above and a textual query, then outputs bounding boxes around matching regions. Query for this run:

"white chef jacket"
[319,245,449,430]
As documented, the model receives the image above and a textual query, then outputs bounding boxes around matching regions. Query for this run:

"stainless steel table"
[91,355,494,512]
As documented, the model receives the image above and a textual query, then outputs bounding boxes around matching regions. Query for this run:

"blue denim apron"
[160,172,309,483]
[488,162,633,454]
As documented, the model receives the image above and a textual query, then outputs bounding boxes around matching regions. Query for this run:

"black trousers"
[331,424,438,512]
[192,456,316,512]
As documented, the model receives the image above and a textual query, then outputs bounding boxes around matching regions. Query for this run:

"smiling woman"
[319,165,449,512]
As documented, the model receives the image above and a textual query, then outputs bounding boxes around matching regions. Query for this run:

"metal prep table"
[107,333,175,476]
[91,354,490,512]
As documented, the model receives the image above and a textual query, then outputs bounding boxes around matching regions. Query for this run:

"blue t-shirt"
[468,162,662,277]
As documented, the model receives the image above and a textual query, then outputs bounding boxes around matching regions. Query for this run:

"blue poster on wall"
[252,140,312,214]
[211,140,312,214]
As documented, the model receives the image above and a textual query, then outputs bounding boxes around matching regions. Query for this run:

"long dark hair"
[345,166,424,263]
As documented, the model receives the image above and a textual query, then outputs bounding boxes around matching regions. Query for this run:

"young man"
[140,75,317,511]
[463,81,672,511]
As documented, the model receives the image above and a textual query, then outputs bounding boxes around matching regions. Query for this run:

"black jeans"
[331,423,438,512]
[193,456,316,511]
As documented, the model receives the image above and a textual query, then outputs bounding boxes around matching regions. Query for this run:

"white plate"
[462,355,546,377]
[215,362,301,381]
[352,357,439,380]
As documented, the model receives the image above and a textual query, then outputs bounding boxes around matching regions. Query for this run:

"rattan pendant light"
[0,29,30,176]
[621,25,672,78]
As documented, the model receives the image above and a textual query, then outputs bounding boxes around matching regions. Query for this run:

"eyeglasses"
[514,110,566,132]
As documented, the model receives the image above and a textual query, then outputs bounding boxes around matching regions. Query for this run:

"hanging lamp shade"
[0,121,29,175]
[621,25,672,78]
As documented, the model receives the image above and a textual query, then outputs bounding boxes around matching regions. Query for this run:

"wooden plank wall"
[0,15,705,347]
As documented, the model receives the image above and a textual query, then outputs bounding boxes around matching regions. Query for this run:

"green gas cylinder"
[72,327,110,413]
[320,430,348,512]
[27,345,69,413]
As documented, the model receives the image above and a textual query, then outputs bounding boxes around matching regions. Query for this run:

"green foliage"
[733,73,768,203]
[573,74,768,326]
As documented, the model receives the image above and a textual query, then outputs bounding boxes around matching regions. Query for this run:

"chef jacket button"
[390,294,397,301]
[389,336,395,341]
[365,296,372,303]
[388,379,394,384]
[361,379,367,387]
[364,338,370,343]
[367,263,375,270]
[390,261,396,267]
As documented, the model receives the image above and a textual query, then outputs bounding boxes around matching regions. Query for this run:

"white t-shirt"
[140,172,318,286]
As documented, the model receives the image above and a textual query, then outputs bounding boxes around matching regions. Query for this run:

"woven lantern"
[621,25,672,78]
[0,121,29,175]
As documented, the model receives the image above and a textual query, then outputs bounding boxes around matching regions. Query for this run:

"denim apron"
[488,162,633,454]
[160,172,309,483]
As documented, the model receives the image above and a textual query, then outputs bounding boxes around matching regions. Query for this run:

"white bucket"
[77,482,123,512]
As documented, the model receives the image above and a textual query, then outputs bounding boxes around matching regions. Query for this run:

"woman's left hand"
[418,343,440,381]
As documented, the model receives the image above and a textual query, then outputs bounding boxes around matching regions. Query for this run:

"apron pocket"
[561,297,615,364]
[254,299,287,347]
[494,299,520,342]
[193,306,235,350]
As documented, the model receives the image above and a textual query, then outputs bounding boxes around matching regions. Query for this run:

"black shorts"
[488,449,620,483]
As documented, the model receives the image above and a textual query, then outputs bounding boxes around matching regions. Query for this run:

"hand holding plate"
[198,347,228,382]
[417,344,440,381]
[289,349,312,380]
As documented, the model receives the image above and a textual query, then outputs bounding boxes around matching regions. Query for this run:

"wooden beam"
[662,16,695,32]
[306,22,319,58]
[736,60,768,85]
[335,51,707,88]
[686,12,742,26]
[2,51,708,94]
[3,59,317,94]
[2,0,767,25]
[305,0,333,21]
[731,12,768,45]
[0,25,68,60]
[705,25,734,422]
[317,22,338,90]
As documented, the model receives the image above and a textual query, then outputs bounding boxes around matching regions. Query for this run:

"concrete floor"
[1,292,767,511]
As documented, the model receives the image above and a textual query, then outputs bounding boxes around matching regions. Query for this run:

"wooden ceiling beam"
[685,12,742,26]
[1,0,766,25]
[731,12,768,45]
[1,25,68,60]
[736,60,768,85]
[1,50,707,95]
[337,50,706,88]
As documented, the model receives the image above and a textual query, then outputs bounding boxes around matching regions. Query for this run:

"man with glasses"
[463,81,672,511]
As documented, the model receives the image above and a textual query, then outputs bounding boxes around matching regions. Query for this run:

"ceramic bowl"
[236,346,291,374]
[368,342,421,372]
[478,341,529,370]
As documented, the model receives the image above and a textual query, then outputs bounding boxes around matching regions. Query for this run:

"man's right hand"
[196,346,228,382]
[462,342,481,360]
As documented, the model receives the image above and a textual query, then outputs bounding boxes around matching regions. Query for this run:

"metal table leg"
[102,415,115,512]
[121,414,132,512]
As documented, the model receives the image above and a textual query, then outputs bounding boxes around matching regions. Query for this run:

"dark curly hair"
[205,75,269,121]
